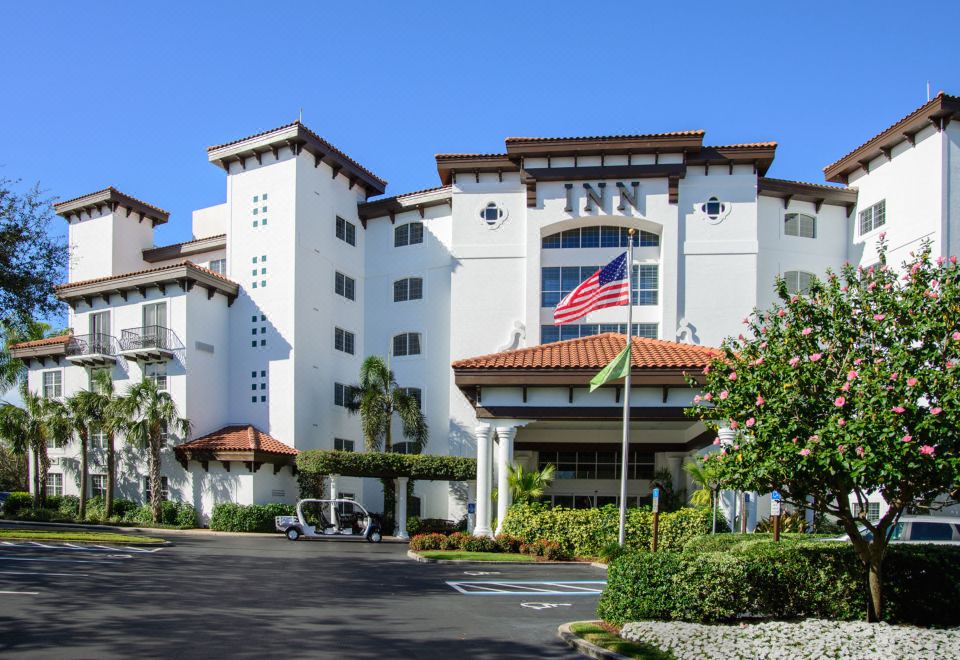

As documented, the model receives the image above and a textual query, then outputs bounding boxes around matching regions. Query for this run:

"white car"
[275,498,383,543]
[832,515,960,544]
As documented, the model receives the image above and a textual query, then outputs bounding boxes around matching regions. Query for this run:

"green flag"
[589,343,632,392]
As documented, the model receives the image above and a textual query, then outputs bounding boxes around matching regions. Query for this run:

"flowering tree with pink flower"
[689,236,960,622]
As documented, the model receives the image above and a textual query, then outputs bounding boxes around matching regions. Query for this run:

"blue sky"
[2,1,959,270]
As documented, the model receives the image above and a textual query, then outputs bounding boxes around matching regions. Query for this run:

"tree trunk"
[150,438,162,524]
[385,421,392,453]
[31,447,40,509]
[867,553,883,622]
[37,444,49,508]
[105,432,115,518]
[78,430,88,520]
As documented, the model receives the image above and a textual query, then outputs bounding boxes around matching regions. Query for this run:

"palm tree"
[88,370,125,518]
[39,397,72,503]
[507,463,555,504]
[120,379,190,523]
[683,458,722,533]
[0,320,53,392]
[65,390,97,519]
[345,355,427,453]
[0,384,45,507]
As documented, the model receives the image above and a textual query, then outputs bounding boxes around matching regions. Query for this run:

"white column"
[667,455,683,495]
[395,476,409,540]
[328,474,339,526]
[495,425,517,535]
[474,424,494,537]
[717,425,737,530]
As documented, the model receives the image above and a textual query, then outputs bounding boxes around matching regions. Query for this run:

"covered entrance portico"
[452,333,718,537]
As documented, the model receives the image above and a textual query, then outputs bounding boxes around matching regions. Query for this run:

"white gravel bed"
[619,619,960,659]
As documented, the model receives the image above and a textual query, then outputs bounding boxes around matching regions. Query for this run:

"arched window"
[784,270,815,294]
[542,226,659,249]
[784,213,816,239]
[393,332,422,356]
[394,222,424,247]
[393,277,423,302]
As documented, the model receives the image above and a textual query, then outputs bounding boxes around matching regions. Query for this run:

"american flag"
[553,252,631,325]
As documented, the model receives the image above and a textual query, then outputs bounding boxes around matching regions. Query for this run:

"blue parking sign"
[467,503,476,514]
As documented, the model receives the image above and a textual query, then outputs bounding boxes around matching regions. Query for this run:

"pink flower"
[841,285,849,293]
[847,370,858,381]
[777,309,786,318]
[879,231,887,239]
[703,365,711,375]
[792,437,798,444]
[931,407,942,415]
[756,395,765,406]
[693,395,702,403]
[719,391,729,400]
[702,455,711,462]
[730,420,739,429]
[948,361,955,369]
[919,445,936,456]
[873,314,885,321]
[890,373,899,381]
[809,435,820,443]
[834,396,846,407]
[760,342,768,349]
[867,282,877,291]
[720,449,727,456]
[761,326,767,335]
[911,263,921,274]
[953,332,960,341]
[907,378,918,387]
[938,256,946,265]
[841,383,850,392]
[809,353,822,362]
[838,444,846,453]
[856,446,865,457]
[799,448,811,456]
[729,372,738,381]
[854,358,863,366]
[892,406,905,414]
[742,317,749,325]
[791,295,799,304]
[746,418,755,428]
[901,434,913,443]
[802,327,813,336]
[713,438,721,446]
[884,283,892,290]
[733,444,740,450]
[789,357,800,367]
[952,256,957,265]
[704,393,713,401]
[838,418,846,427]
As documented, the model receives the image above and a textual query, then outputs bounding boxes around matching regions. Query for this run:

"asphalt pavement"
[0,528,606,659]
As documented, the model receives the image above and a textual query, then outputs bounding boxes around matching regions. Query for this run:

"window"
[859,200,886,235]
[784,213,816,239]
[336,216,356,246]
[538,450,654,480]
[334,327,355,355]
[208,259,226,275]
[909,521,954,541]
[784,270,815,295]
[89,367,111,393]
[394,442,420,455]
[394,222,424,247]
[143,302,167,334]
[89,311,111,354]
[481,202,504,225]
[334,382,353,407]
[144,362,167,390]
[392,332,422,357]
[541,323,658,344]
[91,474,107,499]
[144,476,169,503]
[42,371,62,399]
[540,266,597,307]
[90,426,108,450]
[866,502,880,523]
[334,438,355,452]
[46,473,63,497]
[393,277,423,302]
[542,227,659,249]
[402,387,423,409]
[335,272,356,301]
[633,264,658,305]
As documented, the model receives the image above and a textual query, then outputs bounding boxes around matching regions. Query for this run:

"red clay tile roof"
[8,334,72,350]
[504,130,705,143]
[148,234,227,251]
[55,260,237,291]
[54,187,170,217]
[760,177,850,192]
[434,153,510,160]
[452,333,718,370]
[177,425,298,455]
[708,142,778,149]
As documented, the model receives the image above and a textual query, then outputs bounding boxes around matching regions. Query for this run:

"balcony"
[66,334,120,366]
[119,325,184,362]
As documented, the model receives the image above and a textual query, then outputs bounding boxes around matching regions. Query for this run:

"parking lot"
[0,528,605,658]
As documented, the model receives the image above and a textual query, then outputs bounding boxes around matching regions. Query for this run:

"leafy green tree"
[39,397,72,502]
[0,320,53,391]
[0,384,47,507]
[690,237,960,622]
[346,355,427,453]
[65,372,122,520]
[120,379,190,523]
[65,391,96,519]
[683,458,723,534]
[507,463,555,504]
[0,180,68,328]
[87,370,126,518]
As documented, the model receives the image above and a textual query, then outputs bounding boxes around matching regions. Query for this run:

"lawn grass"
[0,529,167,544]
[569,622,673,660]
[417,550,537,562]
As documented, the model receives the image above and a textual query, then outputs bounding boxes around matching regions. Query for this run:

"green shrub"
[1,492,33,516]
[297,450,475,481]
[682,532,833,554]
[500,503,724,557]
[407,517,459,536]
[460,536,500,553]
[442,531,471,550]
[494,534,522,553]
[598,541,627,564]
[112,499,138,517]
[45,495,79,518]
[409,533,447,551]
[208,503,296,532]
[535,539,571,560]
[597,541,960,626]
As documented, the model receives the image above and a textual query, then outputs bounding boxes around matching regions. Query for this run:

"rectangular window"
[541,323,658,343]
[334,438,355,452]
[89,311,111,354]
[46,473,63,497]
[784,213,816,239]
[42,371,62,399]
[142,302,167,342]
[866,502,881,523]
[334,382,353,407]
[208,259,226,275]
[90,426,108,449]
[144,362,167,390]
[144,476,169,502]
[91,474,107,499]
[632,265,658,306]
[393,332,422,357]
[859,200,886,235]
[540,266,597,308]
[393,277,423,302]
[334,328,355,355]
[336,216,356,246]
[537,450,654,481]
[394,222,424,247]
[402,387,423,409]
[335,272,356,301]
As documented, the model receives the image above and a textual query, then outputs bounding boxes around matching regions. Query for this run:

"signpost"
[771,491,782,542]
[651,487,660,552]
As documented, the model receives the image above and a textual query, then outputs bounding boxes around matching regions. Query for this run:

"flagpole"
[618,229,635,546]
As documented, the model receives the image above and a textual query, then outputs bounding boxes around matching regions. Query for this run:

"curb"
[590,562,608,569]
[557,621,630,660]
[407,549,593,565]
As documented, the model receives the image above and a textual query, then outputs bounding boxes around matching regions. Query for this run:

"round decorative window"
[478,201,508,229]
[698,196,731,224]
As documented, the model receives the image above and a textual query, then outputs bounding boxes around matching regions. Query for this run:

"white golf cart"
[275,498,383,543]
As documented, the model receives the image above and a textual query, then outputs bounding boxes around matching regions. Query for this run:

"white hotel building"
[13,93,960,530]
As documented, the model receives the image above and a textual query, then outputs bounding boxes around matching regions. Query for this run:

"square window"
[260,327,266,334]
[261,370,266,377]
[252,329,257,336]
[261,315,266,321]
[252,315,258,322]
[262,206,267,213]
[252,396,257,403]
[260,268,266,275]
[251,384,257,391]
[262,193,268,201]
[252,269,258,276]
[261,255,267,262]
[144,362,167,390]
[252,256,258,263]
[260,395,266,402]
[42,371,62,399]
[253,208,258,216]
[251,341,257,348]
[251,371,257,378]
[260,339,266,346]
[253,195,259,203]
[252,282,258,289]
[252,221,258,228]
[261,280,266,287]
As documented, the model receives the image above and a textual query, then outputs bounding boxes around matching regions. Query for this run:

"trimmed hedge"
[597,540,960,626]
[1,492,33,516]
[682,532,834,554]
[296,450,476,481]
[500,503,722,557]
[406,517,461,536]
[209,503,296,532]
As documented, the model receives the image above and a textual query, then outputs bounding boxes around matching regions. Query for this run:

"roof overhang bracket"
[903,131,916,146]
[880,146,893,161]
[815,198,825,213]
[782,194,792,210]
[331,164,342,180]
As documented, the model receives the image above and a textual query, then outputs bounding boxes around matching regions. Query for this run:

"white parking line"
[446,580,606,596]
[0,555,128,564]
[0,591,39,595]
[0,570,89,577]
[0,541,162,554]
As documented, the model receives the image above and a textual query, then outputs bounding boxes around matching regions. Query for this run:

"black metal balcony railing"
[119,325,184,352]
[66,333,120,357]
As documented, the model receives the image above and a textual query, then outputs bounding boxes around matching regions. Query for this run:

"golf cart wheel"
[367,531,382,543]
[286,527,301,541]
